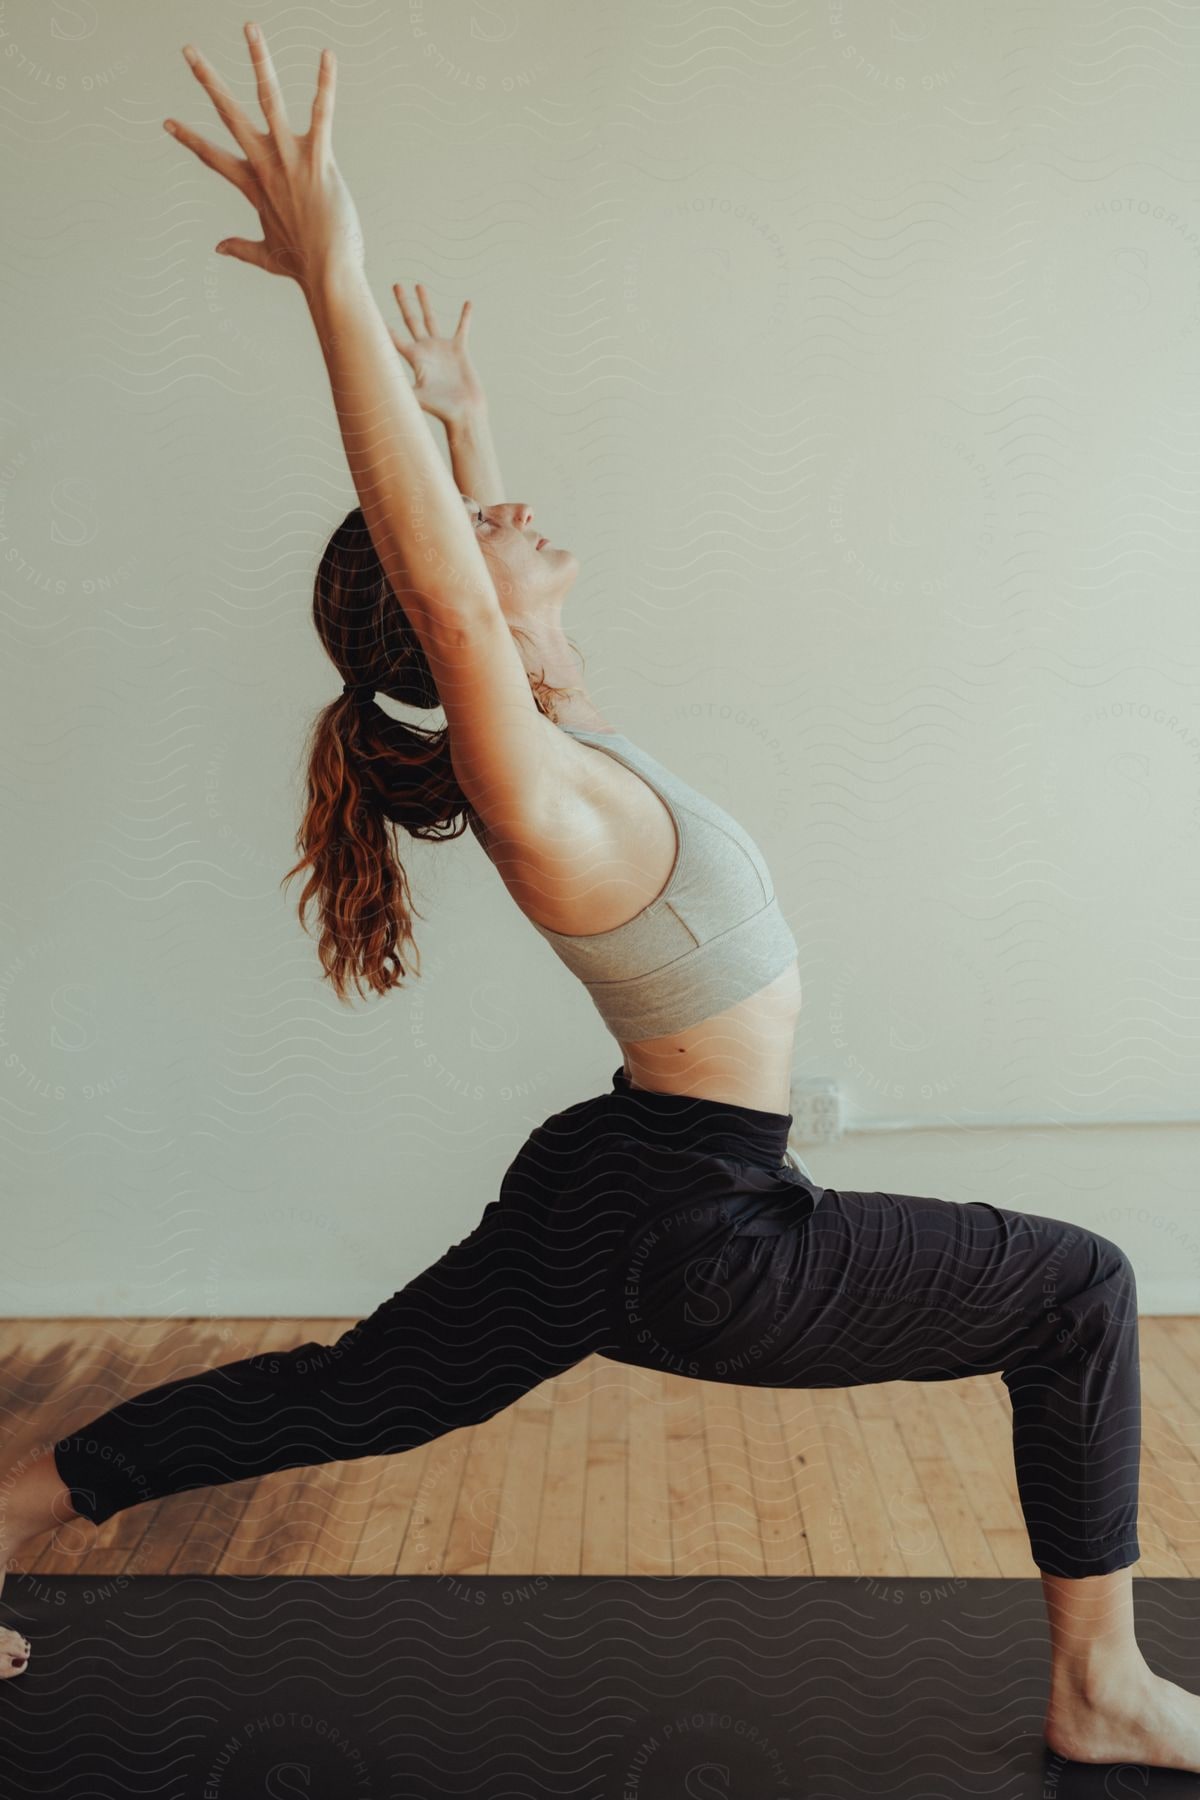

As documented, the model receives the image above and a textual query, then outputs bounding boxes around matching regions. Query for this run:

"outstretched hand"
[390,283,485,426]
[164,21,364,292]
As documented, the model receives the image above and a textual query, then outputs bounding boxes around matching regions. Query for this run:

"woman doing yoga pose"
[1,24,1197,1774]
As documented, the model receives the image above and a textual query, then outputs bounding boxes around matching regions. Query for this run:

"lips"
[536,537,547,550]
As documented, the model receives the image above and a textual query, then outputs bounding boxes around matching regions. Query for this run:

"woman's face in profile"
[461,495,579,616]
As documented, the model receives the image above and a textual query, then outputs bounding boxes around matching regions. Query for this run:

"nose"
[512,504,533,528]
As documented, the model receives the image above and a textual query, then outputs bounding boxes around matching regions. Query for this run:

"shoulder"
[458,710,602,845]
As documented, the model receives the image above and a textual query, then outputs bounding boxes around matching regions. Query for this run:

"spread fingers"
[392,282,424,340]
[163,116,253,194]
[243,21,291,137]
[181,42,263,163]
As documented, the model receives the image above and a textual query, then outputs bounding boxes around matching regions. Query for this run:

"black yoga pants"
[54,1065,1141,1579]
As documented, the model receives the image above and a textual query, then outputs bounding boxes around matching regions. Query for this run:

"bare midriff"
[617,959,802,1113]
[473,711,803,1113]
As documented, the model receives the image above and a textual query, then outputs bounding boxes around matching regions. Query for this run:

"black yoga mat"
[3,1574,1199,1797]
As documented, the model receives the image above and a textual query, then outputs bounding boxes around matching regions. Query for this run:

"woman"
[0,24,1194,1773]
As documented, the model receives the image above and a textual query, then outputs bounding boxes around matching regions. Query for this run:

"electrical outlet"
[789,1076,843,1146]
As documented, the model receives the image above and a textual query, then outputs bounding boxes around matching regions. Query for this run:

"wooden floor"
[6,1317,1200,1581]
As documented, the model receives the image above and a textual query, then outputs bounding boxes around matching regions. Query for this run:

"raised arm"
[166,28,497,637]
[164,24,560,827]
[389,282,506,505]
[304,264,495,631]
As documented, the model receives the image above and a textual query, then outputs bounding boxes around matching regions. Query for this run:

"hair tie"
[342,680,375,703]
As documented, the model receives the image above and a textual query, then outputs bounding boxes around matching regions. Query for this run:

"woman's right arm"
[389,281,506,506]
[304,263,498,635]
[300,269,559,823]
[445,411,505,513]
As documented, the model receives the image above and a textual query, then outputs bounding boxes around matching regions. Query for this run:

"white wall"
[3,0,1198,1318]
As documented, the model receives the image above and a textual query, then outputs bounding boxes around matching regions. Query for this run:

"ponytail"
[282,507,583,1002]
[282,698,466,1001]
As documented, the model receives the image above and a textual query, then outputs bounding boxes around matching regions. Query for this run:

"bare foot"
[0,1626,31,1679]
[1045,1666,1200,1770]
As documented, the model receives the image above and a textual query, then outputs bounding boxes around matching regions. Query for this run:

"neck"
[511,620,609,730]
[511,619,579,689]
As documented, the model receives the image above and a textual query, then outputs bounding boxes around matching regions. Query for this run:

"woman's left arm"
[165,25,502,642]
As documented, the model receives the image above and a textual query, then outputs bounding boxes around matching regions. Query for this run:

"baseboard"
[1134,1279,1200,1317]
[2,1278,1198,1320]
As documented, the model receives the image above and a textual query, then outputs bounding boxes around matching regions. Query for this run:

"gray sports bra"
[467,725,798,1041]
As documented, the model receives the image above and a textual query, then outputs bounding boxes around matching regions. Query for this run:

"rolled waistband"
[606,1064,793,1167]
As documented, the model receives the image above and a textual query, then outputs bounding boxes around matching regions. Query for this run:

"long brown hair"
[282,506,581,1003]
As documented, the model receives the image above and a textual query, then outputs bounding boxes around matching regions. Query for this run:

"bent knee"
[1089,1231,1136,1291]
[1076,1230,1139,1334]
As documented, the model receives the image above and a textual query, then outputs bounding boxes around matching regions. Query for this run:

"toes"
[0,1627,31,1676]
